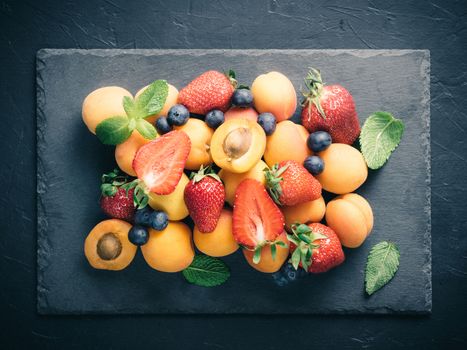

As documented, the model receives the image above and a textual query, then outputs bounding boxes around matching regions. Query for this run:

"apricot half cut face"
[210,119,266,173]
[84,219,137,271]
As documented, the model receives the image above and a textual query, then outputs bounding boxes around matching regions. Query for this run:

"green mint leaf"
[360,112,405,170]
[135,80,169,118]
[123,96,136,116]
[95,116,131,145]
[135,119,158,140]
[365,241,400,295]
[182,255,230,287]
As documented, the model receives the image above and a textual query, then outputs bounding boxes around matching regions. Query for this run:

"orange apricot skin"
[115,130,151,176]
[194,209,239,257]
[141,222,194,273]
[264,120,311,167]
[82,86,132,134]
[175,118,213,170]
[224,107,258,122]
[84,219,136,271]
[325,193,373,248]
[243,232,289,273]
[135,83,179,123]
[316,144,368,194]
[282,196,326,228]
[251,71,297,122]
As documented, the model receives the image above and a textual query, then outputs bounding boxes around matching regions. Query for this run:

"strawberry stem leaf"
[253,247,262,264]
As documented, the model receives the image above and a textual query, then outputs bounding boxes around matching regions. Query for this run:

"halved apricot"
[115,130,151,176]
[82,86,132,134]
[148,173,189,221]
[175,118,213,170]
[224,107,258,122]
[264,120,311,167]
[135,83,179,123]
[242,232,289,273]
[316,144,368,194]
[282,196,326,229]
[84,219,136,270]
[210,118,266,173]
[325,193,373,248]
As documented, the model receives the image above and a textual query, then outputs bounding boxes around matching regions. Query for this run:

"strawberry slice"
[233,179,285,249]
[132,130,191,195]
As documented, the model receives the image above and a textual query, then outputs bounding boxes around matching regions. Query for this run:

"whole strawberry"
[100,169,136,221]
[184,166,225,233]
[288,223,345,273]
[265,160,321,206]
[301,68,360,145]
[178,70,235,115]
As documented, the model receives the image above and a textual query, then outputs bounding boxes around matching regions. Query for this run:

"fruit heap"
[82,68,404,291]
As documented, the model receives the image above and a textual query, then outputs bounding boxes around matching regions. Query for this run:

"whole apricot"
[224,107,258,122]
[175,118,213,170]
[135,83,179,124]
[84,219,137,270]
[194,209,239,257]
[243,232,289,273]
[219,159,267,206]
[115,130,151,176]
[251,71,297,122]
[316,144,368,194]
[82,86,132,134]
[211,118,266,173]
[141,222,194,272]
[282,196,326,228]
[264,120,311,167]
[148,173,189,221]
[325,193,373,248]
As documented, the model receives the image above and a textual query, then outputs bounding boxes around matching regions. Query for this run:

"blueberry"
[150,210,169,231]
[304,155,325,175]
[257,113,277,136]
[134,206,153,226]
[205,110,225,129]
[128,225,149,246]
[272,263,308,287]
[167,104,190,126]
[155,116,173,135]
[307,131,332,152]
[231,89,253,107]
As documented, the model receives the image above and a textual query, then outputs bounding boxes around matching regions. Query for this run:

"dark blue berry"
[150,210,169,231]
[307,131,332,152]
[272,263,308,286]
[167,104,190,126]
[134,206,153,226]
[257,113,277,135]
[128,225,149,246]
[205,110,225,129]
[155,116,173,135]
[304,155,325,175]
[231,89,253,107]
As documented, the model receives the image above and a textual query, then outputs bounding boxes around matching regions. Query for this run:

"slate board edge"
[35,49,432,315]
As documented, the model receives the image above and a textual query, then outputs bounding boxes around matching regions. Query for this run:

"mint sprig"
[359,112,405,170]
[182,255,230,287]
[95,80,169,145]
[365,241,400,295]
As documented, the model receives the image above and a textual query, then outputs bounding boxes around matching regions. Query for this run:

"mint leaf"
[135,80,168,118]
[95,116,131,145]
[365,241,400,295]
[123,96,136,117]
[135,119,157,140]
[182,255,230,287]
[359,112,405,170]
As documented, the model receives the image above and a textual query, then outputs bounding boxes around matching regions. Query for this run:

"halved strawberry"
[232,179,285,250]
[132,130,191,195]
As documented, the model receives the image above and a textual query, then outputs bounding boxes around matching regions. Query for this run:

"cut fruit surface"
[132,130,191,195]
[232,179,284,249]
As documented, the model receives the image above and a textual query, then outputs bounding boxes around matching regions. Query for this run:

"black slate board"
[37,49,430,314]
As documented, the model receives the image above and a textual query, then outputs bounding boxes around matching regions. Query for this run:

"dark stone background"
[0,0,466,348]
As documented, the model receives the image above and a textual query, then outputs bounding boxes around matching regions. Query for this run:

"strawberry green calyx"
[264,164,289,205]
[287,223,327,271]
[100,169,130,197]
[226,69,238,89]
[121,179,149,209]
[249,239,288,264]
[302,67,326,120]
[189,165,222,184]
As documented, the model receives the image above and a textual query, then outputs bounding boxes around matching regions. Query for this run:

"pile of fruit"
[82,67,404,293]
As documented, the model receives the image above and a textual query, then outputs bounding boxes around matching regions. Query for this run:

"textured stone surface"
[37,49,430,315]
